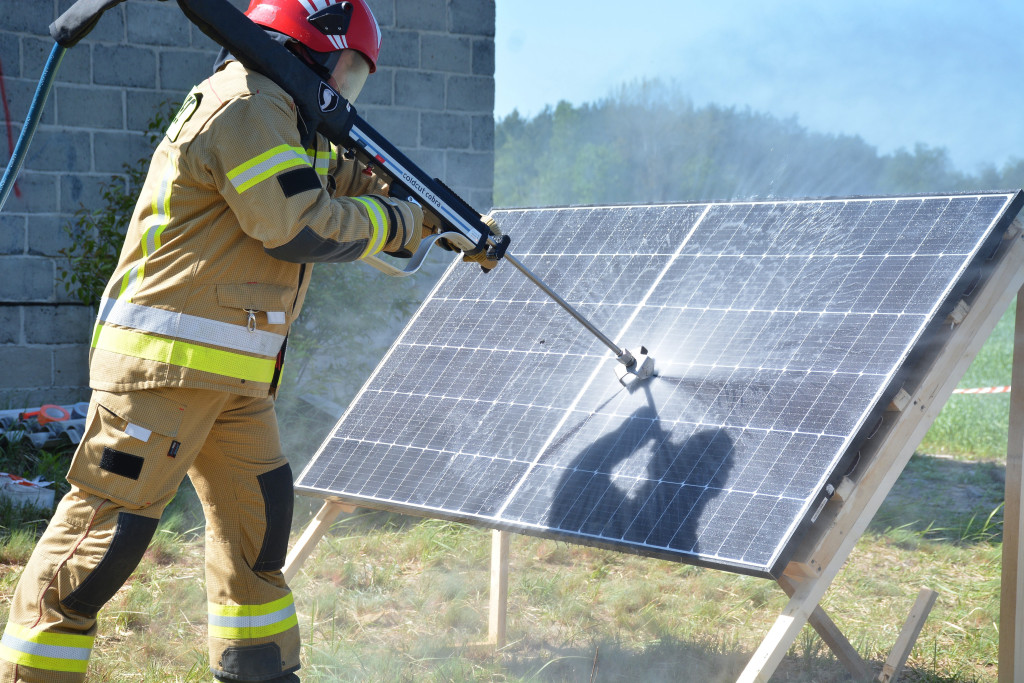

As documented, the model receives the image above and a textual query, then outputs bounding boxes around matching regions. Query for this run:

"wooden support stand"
[283,500,355,582]
[284,222,1024,683]
[999,292,1024,682]
[488,530,510,648]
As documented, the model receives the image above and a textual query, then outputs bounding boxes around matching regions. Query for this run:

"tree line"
[495,81,1024,208]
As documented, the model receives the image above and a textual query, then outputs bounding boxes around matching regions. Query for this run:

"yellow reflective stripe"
[208,613,298,640]
[208,594,298,640]
[309,146,335,176]
[3,624,93,650]
[228,144,309,193]
[0,624,93,673]
[92,324,275,384]
[352,196,387,258]
[209,593,295,618]
[0,644,90,674]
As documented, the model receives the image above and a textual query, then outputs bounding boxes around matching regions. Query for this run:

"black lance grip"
[50,0,131,47]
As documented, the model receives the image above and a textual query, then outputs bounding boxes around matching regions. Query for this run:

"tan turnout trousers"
[0,387,299,682]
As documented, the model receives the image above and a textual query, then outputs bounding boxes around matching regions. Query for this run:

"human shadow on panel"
[546,383,735,562]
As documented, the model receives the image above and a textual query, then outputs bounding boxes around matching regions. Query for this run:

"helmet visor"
[330,49,371,104]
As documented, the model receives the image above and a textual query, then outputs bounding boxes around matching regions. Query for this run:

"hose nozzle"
[615,346,655,388]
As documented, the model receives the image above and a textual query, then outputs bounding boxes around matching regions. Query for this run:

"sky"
[494,0,1024,174]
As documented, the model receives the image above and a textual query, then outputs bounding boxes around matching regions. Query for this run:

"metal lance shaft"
[503,253,637,368]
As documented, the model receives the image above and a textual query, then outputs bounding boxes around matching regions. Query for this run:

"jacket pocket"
[216,283,292,328]
[67,390,188,510]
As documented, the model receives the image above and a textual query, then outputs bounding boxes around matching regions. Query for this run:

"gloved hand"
[433,215,505,272]
[370,195,424,257]
[461,215,503,272]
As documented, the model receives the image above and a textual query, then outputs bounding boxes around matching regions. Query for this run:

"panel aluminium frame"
[285,201,1024,681]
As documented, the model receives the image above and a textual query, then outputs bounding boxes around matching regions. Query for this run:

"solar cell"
[296,192,1024,577]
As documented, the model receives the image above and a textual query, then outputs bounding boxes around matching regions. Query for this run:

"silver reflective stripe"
[123,160,175,302]
[208,603,296,629]
[229,147,307,192]
[313,153,331,175]
[99,297,285,358]
[0,633,91,661]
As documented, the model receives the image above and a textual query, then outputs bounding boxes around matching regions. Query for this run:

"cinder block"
[395,0,446,31]
[55,84,125,128]
[0,215,26,255]
[61,173,123,214]
[94,45,157,88]
[127,2,191,46]
[0,307,20,344]
[3,173,59,215]
[361,108,419,148]
[378,29,419,69]
[467,188,493,213]
[420,34,471,73]
[0,346,53,389]
[57,0,126,43]
[27,214,75,258]
[126,90,182,132]
[0,32,20,78]
[445,150,493,190]
[394,70,445,111]
[472,39,494,77]
[365,0,395,28]
[0,257,55,302]
[449,0,495,37]
[159,50,215,92]
[359,68,394,106]
[471,114,494,152]
[446,75,494,112]
[421,112,470,150]
[25,306,94,345]
[94,130,153,174]
[53,344,91,388]
[0,0,51,33]
[25,130,92,173]
[24,37,90,85]
[406,148,445,177]
[0,79,57,128]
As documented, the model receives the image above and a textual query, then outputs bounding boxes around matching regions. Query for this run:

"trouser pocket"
[67,389,191,511]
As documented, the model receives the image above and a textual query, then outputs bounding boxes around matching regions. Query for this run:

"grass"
[0,304,1019,681]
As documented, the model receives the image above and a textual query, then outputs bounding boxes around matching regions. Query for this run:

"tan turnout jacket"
[90,60,398,397]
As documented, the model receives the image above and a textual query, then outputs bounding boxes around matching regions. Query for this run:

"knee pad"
[61,512,159,616]
[253,463,294,572]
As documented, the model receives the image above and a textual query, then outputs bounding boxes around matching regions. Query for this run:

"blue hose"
[0,43,67,214]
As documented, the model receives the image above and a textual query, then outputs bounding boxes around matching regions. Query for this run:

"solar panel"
[296,192,1024,578]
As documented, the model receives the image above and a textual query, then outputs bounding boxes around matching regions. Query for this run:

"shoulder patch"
[166,90,203,142]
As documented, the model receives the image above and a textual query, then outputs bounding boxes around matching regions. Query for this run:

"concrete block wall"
[0,0,495,406]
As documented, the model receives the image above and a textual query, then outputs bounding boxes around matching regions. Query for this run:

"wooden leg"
[1000,291,1024,683]
[878,588,939,683]
[737,575,829,683]
[283,500,354,582]
[488,529,510,648]
[777,575,872,681]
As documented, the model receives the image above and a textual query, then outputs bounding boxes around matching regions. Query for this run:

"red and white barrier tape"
[952,386,1012,395]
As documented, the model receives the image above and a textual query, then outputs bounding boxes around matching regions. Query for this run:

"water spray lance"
[16,0,656,386]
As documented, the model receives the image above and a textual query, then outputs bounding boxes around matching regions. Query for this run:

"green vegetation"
[495,81,1024,207]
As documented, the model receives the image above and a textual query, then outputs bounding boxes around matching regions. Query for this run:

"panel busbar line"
[297,192,1024,578]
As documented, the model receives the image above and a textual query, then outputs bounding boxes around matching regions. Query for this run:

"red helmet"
[244,0,382,72]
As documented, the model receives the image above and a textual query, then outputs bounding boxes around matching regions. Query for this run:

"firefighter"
[0,1,422,681]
